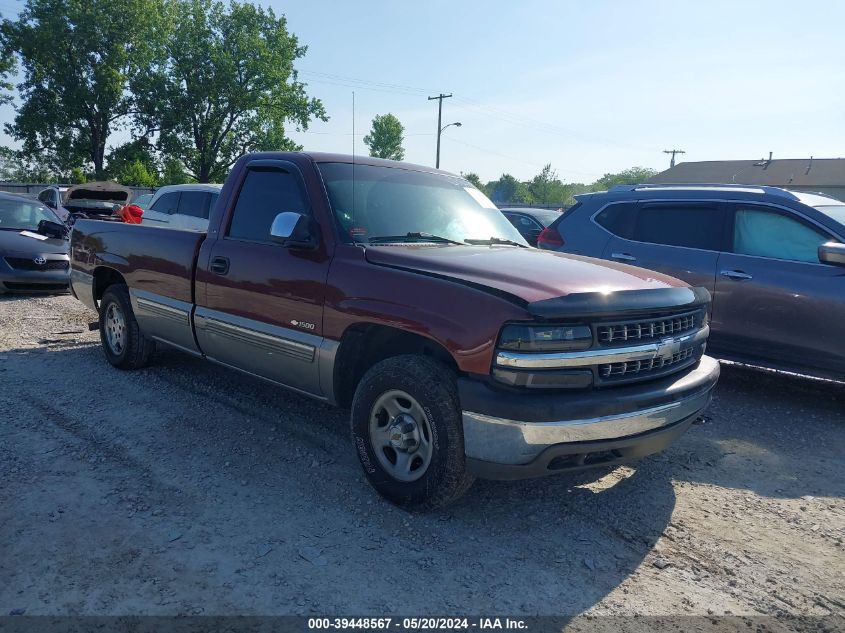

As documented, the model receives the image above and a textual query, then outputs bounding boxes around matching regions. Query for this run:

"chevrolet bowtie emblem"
[655,337,682,360]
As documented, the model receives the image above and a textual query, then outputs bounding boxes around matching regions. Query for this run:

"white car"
[142,184,222,231]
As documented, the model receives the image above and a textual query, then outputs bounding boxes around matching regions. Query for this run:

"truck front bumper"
[459,355,719,480]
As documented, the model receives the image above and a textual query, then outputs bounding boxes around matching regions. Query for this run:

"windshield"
[815,205,845,228]
[0,198,58,231]
[318,162,528,246]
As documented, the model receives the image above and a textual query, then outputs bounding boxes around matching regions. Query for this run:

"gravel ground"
[1,294,843,625]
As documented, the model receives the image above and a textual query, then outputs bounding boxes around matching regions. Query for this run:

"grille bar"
[599,347,696,379]
[597,311,700,344]
[4,257,69,271]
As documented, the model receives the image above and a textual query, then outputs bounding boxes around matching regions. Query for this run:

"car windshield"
[504,208,562,227]
[0,198,58,231]
[815,205,845,227]
[317,162,528,246]
[133,193,154,210]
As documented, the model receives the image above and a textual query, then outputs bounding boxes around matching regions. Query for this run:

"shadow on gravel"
[6,342,843,614]
[0,292,71,302]
[666,363,845,500]
[4,343,676,615]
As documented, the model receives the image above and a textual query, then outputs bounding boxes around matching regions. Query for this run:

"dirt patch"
[1,295,843,622]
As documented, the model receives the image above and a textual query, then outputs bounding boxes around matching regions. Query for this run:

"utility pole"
[663,149,686,168]
[428,93,453,168]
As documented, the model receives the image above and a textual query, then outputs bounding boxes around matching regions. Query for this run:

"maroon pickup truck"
[69,152,719,509]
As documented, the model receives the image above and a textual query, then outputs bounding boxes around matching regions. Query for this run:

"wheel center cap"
[388,413,419,452]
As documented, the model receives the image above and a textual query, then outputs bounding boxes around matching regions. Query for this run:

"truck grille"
[597,310,700,344]
[4,257,69,271]
[599,347,697,380]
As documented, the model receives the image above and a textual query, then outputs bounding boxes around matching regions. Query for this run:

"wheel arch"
[92,266,127,310]
[331,323,459,409]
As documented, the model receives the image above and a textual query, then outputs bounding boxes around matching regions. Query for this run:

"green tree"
[592,166,658,191]
[528,163,567,204]
[487,173,533,204]
[462,172,486,193]
[2,0,167,178]
[558,182,591,207]
[363,113,405,161]
[115,159,158,187]
[68,167,87,184]
[0,13,15,106]
[160,158,192,185]
[107,138,159,181]
[137,0,326,183]
[0,146,56,182]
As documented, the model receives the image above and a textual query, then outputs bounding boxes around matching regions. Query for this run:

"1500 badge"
[290,319,316,331]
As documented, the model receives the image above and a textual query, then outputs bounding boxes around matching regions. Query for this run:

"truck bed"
[70,220,206,307]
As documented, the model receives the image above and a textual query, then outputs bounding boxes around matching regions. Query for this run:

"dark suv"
[538,184,845,382]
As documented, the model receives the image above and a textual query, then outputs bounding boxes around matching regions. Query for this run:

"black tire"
[98,284,155,370]
[351,355,475,510]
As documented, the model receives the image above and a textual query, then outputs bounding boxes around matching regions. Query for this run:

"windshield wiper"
[368,232,465,245]
[464,237,527,247]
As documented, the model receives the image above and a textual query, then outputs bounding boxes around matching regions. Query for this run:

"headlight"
[498,323,593,352]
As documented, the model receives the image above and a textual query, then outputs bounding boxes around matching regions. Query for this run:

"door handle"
[720,269,753,280]
[210,256,230,275]
[611,252,637,262]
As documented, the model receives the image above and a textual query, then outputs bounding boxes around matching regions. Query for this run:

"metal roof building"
[649,157,845,202]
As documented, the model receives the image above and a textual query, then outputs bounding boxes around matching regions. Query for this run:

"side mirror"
[37,219,69,239]
[819,242,845,266]
[270,212,318,249]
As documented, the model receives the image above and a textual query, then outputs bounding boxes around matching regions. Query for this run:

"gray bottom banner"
[0,616,842,633]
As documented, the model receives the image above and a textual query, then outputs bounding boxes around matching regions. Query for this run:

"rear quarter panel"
[70,220,205,307]
[556,202,614,256]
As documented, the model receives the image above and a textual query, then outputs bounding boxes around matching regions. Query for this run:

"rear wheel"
[98,284,155,369]
[351,355,474,510]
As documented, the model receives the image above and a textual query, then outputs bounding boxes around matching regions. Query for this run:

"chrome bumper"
[462,355,719,466]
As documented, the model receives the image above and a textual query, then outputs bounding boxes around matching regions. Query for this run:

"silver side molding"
[130,289,199,353]
[199,316,316,362]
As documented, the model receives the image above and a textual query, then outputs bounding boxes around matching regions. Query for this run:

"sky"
[1,0,844,182]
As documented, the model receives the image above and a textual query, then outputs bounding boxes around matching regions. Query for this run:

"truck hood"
[363,244,686,305]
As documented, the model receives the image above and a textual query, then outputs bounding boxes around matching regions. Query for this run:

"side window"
[595,202,636,239]
[177,191,210,219]
[208,193,219,219]
[38,190,50,204]
[227,167,308,242]
[519,216,540,229]
[733,207,830,264]
[634,204,722,250]
[150,192,180,214]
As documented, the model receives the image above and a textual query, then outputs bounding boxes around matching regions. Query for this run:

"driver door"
[194,160,332,397]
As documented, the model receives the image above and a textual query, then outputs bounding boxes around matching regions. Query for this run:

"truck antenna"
[352,91,356,226]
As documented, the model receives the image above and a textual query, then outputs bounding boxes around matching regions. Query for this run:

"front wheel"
[98,284,155,370]
[351,355,474,510]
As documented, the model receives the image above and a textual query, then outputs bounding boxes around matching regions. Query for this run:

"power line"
[442,136,603,180]
[300,69,657,153]
[296,68,660,162]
